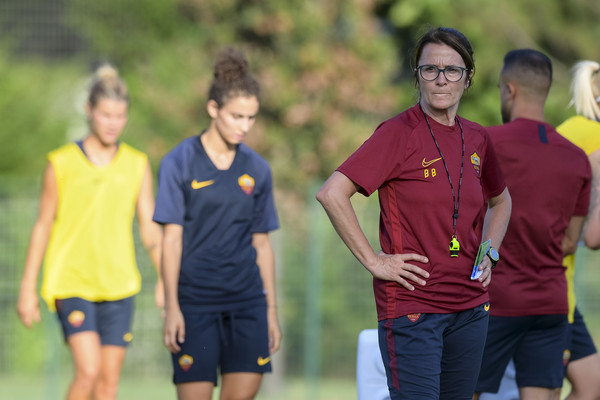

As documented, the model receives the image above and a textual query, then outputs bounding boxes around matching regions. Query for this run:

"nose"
[241,117,253,132]
[435,71,448,84]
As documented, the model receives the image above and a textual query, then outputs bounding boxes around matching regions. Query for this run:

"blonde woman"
[317,27,511,399]
[17,65,163,400]
[556,60,600,400]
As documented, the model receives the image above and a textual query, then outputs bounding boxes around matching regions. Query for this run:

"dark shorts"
[172,303,271,385]
[476,314,568,393]
[55,296,134,347]
[378,303,490,400]
[567,307,597,363]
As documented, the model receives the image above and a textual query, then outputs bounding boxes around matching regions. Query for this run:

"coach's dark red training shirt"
[338,104,506,321]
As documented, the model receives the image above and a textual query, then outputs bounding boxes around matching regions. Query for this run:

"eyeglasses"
[415,65,469,82]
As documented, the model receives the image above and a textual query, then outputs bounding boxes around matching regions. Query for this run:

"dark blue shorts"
[172,303,271,385]
[475,314,568,393]
[55,296,134,346]
[378,303,490,400]
[567,307,597,363]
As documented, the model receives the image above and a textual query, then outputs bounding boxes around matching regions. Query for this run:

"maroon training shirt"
[487,118,591,317]
[338,104,506,320]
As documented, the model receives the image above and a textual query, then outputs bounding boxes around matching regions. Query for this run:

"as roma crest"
[470,151,481,176]
[563,349,571,366]
[238,174,255,195]
[407,313,421,322]
[68,310,85,328]
[179,354,194,372]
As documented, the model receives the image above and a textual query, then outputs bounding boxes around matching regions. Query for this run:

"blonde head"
[568,60,600,121]
[88,64,129,108]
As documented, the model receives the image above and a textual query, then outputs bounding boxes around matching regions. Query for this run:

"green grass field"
[2,194,599,400]
[0,374,357,400]
[0,374,578,399]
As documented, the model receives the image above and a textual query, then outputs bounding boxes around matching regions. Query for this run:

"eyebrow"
[231,112,257,119]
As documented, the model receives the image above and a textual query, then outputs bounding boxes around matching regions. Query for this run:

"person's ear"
[85,103,92,121]
[207,99,220,119]
[506,82,517,98]
[465,70,473,88]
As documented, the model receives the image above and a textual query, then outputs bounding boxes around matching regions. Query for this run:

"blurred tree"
[63,0,402,193]
[374,0,600,126]
[5,0,600,189]
[3,0,600,379]
[0,55,79,176]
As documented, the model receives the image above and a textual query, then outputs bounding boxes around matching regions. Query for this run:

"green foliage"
[374,0,600,127]
[3,0,600,381]
[66,0,183,66]
[3,0,600,180]
[0,53,81,175]
[61,0,407,192]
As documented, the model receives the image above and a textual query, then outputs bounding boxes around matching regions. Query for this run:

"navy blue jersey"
[153,135,279,310]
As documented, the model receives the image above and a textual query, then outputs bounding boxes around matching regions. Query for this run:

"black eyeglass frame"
[415,64,470,82]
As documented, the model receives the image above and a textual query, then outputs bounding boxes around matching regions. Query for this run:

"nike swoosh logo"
[484,304,490,312]
[422,157,442,167]
[191,179,214,190]
[257,356,271,366]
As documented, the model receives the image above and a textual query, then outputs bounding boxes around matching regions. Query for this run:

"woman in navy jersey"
[153,48,281,400]
[317,27,512,399]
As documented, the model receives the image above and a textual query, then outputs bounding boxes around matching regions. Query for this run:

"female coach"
[317,27,511,400]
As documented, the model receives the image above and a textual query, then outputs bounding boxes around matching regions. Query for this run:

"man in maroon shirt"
[474,49,591,400]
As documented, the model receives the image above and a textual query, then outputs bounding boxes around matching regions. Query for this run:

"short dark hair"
[412,27,475,87]
[502,49,552,96]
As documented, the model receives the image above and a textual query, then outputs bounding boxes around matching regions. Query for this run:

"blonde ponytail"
[569,60,600,121]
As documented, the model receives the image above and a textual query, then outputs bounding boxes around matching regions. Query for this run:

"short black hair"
[502,49,552,95]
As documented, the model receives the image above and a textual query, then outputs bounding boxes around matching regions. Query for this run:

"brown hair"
[88,64,129,108]
[208,48,261,107]
[412,27,475,87]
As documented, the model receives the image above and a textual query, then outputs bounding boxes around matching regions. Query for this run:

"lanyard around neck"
[418,104,465,239]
